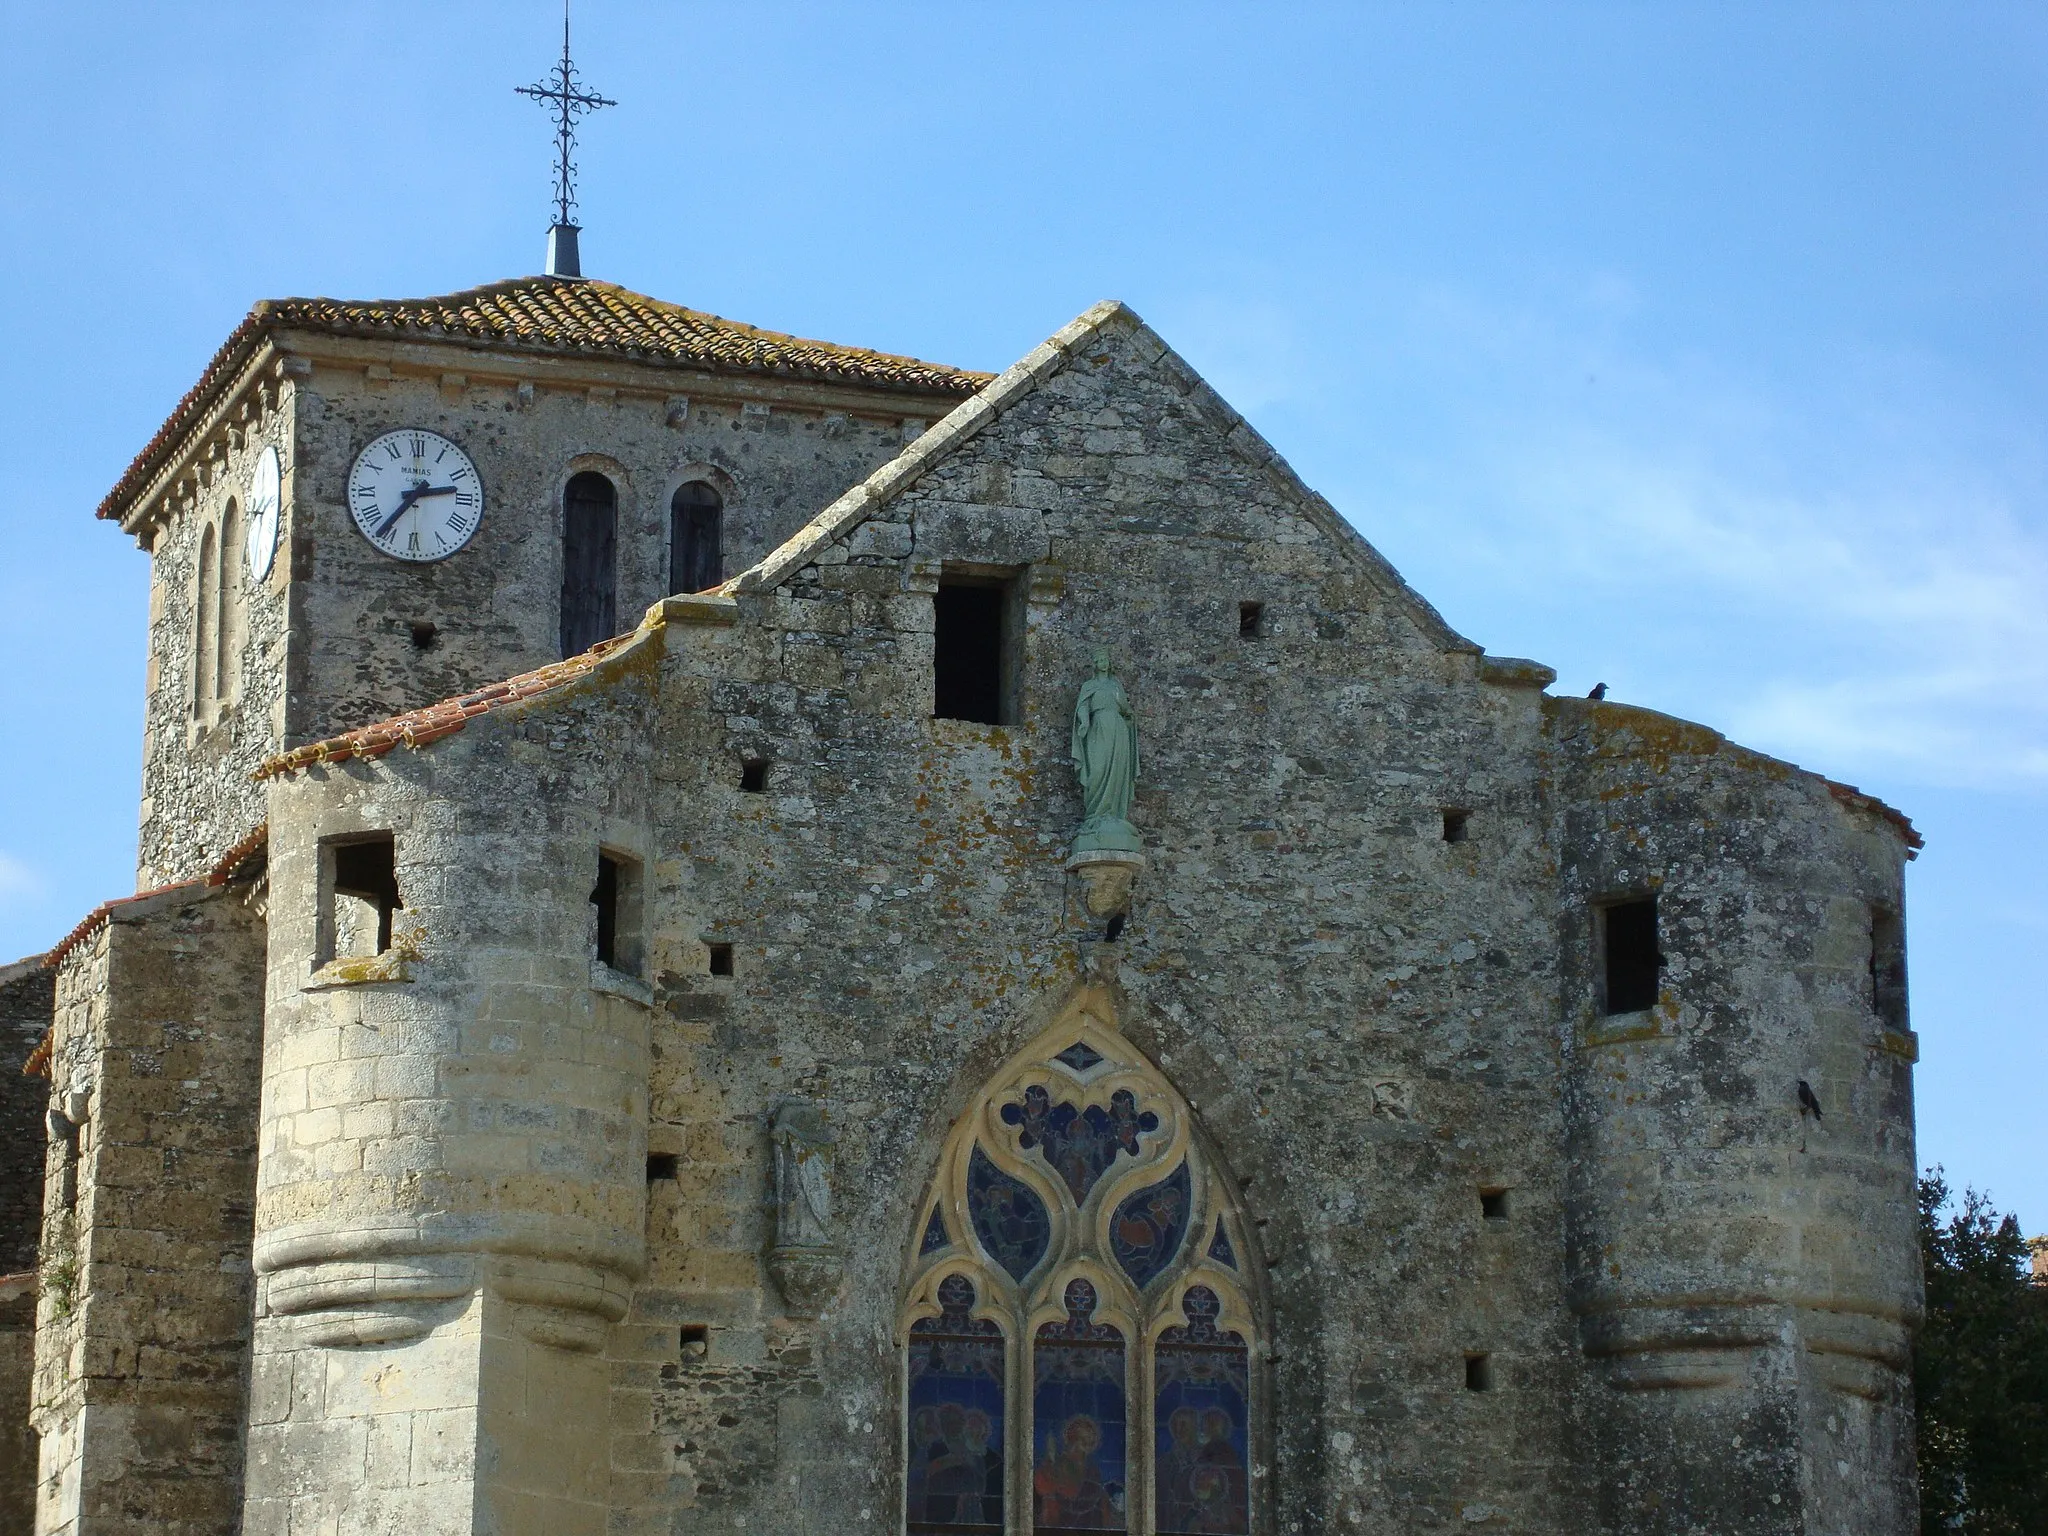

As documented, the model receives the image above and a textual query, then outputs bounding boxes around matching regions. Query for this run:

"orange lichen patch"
[98,274,992,525]
[255,615,671,780]
[44,880,210,970]
[23,1025,51,1078]
[1824,779,1923,851]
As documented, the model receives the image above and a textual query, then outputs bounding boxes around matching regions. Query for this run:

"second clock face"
[347,429,484,562]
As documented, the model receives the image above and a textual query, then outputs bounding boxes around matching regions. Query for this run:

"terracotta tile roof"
[1825,778,1924,852]
[207,822,270,885]
[43,880,209,970]
[98,275,992,524]
[41,823,271,973]
[254,632,637,780]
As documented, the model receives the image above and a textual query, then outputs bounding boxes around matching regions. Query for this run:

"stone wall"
[246,636,664,1535]
[31,882,266,1536]
[1,957,53,1536]
[136,331,965,889]
[210,300,1914,1535]
[278,347,953,836]
[1552,698,1920,1534]
[135,393,295,888]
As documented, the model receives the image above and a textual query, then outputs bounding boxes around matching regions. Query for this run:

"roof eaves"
[44,879,214,971]
[254,591,732,781]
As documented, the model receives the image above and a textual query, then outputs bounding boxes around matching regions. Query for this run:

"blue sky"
[2,2,2041,1230]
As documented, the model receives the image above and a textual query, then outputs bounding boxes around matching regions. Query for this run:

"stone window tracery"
[902,1007,1262,1536]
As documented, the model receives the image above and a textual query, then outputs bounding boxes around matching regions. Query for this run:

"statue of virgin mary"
[1070,648,1141,855]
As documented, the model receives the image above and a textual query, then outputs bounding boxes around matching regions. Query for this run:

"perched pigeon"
[1105,913,1126,943]
[1797,1080,1823,1119]
[1588,682,1608,700]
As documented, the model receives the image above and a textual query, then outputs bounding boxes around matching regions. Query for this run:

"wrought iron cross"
[517,1,615,240]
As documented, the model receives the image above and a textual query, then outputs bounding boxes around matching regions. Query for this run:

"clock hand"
[374,485,427,538]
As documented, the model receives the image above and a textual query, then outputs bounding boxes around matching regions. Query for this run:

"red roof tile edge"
[208,822,271,885]
[1824,779,1924,852]
[97,276,991,527]
[255,627,646,781]
[40,823,270,975]
[43,880,209,971]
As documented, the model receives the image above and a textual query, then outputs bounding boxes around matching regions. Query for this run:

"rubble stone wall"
[0,958,53,1536]
[135,393,295,888]
[30,886,266,1536]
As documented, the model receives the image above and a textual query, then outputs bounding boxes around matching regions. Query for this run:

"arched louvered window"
[193,521,219,716]
[560,471,618,657]
[902,1003,1262,1536]
[217,498,244,704]
[670,480,724,595]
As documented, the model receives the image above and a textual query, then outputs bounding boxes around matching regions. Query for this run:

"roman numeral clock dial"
[346,429,485,562]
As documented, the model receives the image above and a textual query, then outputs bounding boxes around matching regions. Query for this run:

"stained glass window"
[1206,1220,1236,1269]
[903,1015,1260,1536]
[968,1145,1051,1282]
[1111,1162,1192,1289]
[1002,1085,1159,1203]
[1034,1280,1128,1533]
[907,1275,1006,1534]
[1153,1288,1249,1536]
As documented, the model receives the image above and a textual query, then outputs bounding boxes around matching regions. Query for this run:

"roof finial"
[516,0,615,279]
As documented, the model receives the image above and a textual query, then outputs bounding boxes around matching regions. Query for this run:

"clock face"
[246,445,282,581]
[346,429,485,562]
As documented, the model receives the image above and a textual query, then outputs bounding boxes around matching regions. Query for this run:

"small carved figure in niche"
[768,1098,845,1316]
[772,1100,833,1248]
[1071,648,1141,856]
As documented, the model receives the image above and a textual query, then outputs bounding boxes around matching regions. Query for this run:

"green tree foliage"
[1916,1170,2048,1534]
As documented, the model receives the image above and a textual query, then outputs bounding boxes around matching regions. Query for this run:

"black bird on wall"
[1588,682,1608,700]
[1797,1080,1823,1118]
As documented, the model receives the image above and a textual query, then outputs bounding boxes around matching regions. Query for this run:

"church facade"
[5,275,1924,1535]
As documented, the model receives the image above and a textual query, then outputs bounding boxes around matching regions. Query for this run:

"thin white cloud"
[1145,277,2048,792]
[0,852,46,908]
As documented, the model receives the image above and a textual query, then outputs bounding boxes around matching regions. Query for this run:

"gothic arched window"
[560,470,618,657]
[902,1005,1261,1536]
[193,520,219,717]
[669,479,723,595]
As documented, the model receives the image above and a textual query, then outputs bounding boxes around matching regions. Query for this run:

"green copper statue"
[1070,648,1142,856]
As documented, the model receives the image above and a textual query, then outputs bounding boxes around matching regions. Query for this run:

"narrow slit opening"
[707,942,734,978]
[1239,600,1265,638]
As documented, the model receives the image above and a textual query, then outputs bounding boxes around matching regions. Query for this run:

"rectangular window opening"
[1870,903,1907,1033]
[1480,1188,1510,1222]
[933,572,1022,726]
[1442,808,1471,844]
[680,1324,710,1359]
[1601,896,1661,1016]
[707,941,734,978]
[646,1152,680,1182]
[1465,1353,1493,1392]
[322,834,401,964]
[590,850,644,976]
[1239,600,1265,639]
[740,758,770,794]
